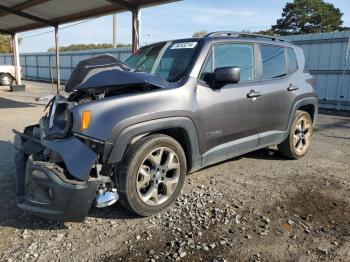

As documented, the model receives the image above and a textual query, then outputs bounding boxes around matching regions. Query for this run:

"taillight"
[306,78,317,90]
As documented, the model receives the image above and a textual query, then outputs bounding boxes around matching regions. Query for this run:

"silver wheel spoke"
[141,186,158,203]
[137,167,152,188]
[148,148,164,166]
[293,134,299,144]
[163,177,179,196]
[165,152,179,170]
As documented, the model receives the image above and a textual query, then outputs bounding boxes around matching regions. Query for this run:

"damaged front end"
[13,54,169,221]
[14,95,116,221]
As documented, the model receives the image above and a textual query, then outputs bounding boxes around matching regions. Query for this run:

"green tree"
[271,0,345,35]
[0,34,12,53]
[192,31,208,37]
[47,43,132,52]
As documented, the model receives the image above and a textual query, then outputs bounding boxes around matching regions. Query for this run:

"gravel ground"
[0,82,349,262]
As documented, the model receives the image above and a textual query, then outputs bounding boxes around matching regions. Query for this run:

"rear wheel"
[117,134,187,216]
[278,110,313,159]
[0,73,14,86]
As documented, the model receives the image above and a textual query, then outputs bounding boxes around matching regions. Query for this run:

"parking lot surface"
[0,82,349,261]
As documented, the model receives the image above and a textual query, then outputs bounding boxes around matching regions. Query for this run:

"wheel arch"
[297,104,316,122]
[289,97,318,130]
[106,117,202,173]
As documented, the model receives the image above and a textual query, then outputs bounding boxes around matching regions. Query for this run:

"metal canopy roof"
[0,0,179,34]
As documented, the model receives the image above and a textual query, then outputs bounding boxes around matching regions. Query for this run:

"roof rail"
[205,31,292,43]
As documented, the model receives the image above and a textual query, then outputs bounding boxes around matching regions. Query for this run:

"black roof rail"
[205,31,292,43]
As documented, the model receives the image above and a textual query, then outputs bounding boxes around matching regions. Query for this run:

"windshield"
[124,41,198,82]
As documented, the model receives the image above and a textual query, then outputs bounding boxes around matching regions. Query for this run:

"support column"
[113,14,117,48]
[132,9,140,53]
[55,25,60,94]
[12,33,21,85]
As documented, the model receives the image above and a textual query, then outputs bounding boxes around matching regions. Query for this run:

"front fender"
[106,117,201,172]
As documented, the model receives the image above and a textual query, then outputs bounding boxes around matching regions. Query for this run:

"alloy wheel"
[136,147,180,206]
[293,115,312,155]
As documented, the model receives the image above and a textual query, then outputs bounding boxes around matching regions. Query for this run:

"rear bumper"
[15,136,101,221]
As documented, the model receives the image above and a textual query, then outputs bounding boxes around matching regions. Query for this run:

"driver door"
[197,42,264,166]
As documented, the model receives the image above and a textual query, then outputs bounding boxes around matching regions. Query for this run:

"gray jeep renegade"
[14,32,318,221]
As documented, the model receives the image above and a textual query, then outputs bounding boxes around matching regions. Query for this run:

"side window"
[287,48,298,73]
[199,43,254,83]
[214,44,254,81]
[260,45,287,79]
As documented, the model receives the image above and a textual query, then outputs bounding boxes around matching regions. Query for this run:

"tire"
[278,110,313,159]
[0,73,14,86]
[117,134,187,216]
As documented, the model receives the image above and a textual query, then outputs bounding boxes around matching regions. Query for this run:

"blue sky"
[18,0,350,53]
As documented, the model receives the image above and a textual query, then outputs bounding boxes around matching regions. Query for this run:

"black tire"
[0,73,14,86]
[278,110,313,159]
[117,134,187,216]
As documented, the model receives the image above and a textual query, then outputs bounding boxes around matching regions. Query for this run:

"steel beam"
[0,4,55,26]
[132,9,140,53]
[12,33,21,85]
[0,28,13,35]
[0,0,52,18]
[55,26,61,94]
[105,0,136,11]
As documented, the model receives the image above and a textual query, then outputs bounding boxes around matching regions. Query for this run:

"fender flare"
[288,96,318,128]
[279,96,318,142]
[106,117,202,172]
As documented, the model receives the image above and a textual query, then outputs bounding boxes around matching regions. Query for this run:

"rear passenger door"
[257,45,298,143]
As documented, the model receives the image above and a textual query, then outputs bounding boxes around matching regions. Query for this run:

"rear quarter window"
[260,45,287,79]
[287,48,298,73]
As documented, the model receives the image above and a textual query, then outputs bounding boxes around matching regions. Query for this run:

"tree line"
[47,43,131,52]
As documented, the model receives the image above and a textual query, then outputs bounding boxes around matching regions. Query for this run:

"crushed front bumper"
[14,125,102,221]
[15,152,101,221]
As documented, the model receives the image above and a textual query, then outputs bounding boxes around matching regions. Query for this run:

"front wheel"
[117,134,187,216]
[278,110,314,159]
[0,73,14,86]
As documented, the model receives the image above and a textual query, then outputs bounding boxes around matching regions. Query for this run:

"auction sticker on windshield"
[171,42,198,49]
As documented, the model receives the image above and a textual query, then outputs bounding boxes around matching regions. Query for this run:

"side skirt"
[201,130,288,169]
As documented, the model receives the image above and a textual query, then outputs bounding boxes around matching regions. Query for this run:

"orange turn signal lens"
[81,111,91,130]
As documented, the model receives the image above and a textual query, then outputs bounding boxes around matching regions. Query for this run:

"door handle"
[247,90,262,98]
[287,84,299,91]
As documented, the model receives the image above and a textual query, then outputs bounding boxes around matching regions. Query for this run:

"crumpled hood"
[65,54,170,93]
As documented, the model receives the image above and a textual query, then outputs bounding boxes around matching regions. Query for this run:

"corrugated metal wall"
[284,32,350,110]
[0,48,132,82]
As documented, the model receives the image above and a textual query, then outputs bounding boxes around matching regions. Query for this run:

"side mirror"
[214,66,240,84]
